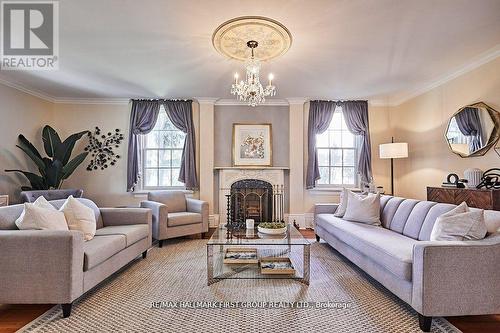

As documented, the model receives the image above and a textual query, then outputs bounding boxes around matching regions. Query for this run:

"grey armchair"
[20,189,84,203]
[141,191,208,247]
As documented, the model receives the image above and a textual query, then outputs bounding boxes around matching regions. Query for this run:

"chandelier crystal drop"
[230,41,276,107]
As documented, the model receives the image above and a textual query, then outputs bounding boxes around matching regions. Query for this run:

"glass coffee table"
[207,224,310,286]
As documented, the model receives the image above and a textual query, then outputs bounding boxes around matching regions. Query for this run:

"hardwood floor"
[1,228,498,333]
[0,304,51,333]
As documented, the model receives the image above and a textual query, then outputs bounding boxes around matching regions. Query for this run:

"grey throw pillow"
[342,191,381,225]
[430,202,487,241]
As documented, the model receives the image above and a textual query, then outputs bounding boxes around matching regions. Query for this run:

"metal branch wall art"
[85,127,124,171]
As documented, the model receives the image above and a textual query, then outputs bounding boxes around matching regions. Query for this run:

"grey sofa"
[315,195,500,332]
[20,189,84,203]
[0,198,152,318]
[141,191,208,247]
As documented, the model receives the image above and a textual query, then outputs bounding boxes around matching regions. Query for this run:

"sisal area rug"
[20,239,460,333]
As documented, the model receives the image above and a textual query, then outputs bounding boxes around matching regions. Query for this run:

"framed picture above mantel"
[232,123,272,167]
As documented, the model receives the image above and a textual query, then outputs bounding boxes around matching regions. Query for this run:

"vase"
[464,168,483,188]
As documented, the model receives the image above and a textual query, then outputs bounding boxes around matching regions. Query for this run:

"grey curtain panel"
[163,100,199,190]
[306,100,336,189]
[456,107,483,153]
[342,100,372,184]
[127,100,160,192]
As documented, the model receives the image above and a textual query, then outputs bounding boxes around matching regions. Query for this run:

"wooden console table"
[427,187,500,210]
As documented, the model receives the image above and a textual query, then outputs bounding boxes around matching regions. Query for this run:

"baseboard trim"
[287,214,314,229]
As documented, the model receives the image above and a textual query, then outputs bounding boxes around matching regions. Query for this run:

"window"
[141,107,186,189]
[316,106,359,187]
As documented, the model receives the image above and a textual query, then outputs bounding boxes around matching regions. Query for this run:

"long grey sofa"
[0,198,152,318]
[314,195,500,332]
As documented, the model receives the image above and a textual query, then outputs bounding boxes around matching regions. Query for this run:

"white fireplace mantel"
[216,167,286,225]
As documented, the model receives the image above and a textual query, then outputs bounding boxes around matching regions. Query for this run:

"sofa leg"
[418,314,432,332]
[158,239,163,248]
[202,232,207,239]
[61,303,72,318]
[315,234,320,242]
[142,250,147,259]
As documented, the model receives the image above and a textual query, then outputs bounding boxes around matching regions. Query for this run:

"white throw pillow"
[334,188,348,217]
[60,196,96,241]
[342,191,381,225]
[430,202,487,241]
[15,196,68,231]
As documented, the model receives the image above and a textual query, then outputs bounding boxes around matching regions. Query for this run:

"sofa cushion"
[60,196,96,241]
[343,192,381,225]
[148,191,186,213]
[418,203,456,240]
[430,202,487,241]
[167,212,202,227]
[95,225,149,246]
[316,214,417,281]
[83,235,126,271]
[50,198,103,229]
[15,199,68,231]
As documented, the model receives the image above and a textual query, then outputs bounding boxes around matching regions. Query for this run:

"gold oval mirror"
[445,102,500,157]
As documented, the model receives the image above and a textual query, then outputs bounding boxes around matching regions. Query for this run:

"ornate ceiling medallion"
[212,16,292,61]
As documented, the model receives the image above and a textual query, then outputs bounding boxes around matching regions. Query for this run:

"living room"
[0,1,499,332]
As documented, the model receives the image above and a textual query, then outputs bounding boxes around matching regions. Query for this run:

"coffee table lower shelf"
[207,244,310,286]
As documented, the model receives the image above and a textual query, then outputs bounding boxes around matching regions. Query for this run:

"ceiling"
[1,0,499,104]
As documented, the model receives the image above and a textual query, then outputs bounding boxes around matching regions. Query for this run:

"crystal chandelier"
[231,41,276,107]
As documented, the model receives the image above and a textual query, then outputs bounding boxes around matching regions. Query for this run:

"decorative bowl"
[257,223,287,235]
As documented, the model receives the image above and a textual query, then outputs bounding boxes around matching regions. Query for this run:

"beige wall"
[0,84,54,203]
[391,57,500,200]
[52,101,201,207]
[52,102,133,207]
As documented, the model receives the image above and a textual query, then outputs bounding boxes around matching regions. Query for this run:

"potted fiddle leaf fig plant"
[5,125,89,190]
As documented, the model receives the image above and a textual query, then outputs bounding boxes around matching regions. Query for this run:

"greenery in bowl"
[258,222,286,229]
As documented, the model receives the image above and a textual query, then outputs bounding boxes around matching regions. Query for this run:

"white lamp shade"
[379,142,408,159]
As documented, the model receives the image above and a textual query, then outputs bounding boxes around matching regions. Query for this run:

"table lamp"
[379,137,408,195]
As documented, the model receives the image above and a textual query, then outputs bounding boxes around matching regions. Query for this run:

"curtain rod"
[310,99,367,103]
[129,98,193,102]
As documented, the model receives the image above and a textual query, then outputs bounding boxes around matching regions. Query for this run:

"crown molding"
[0,77,55,103]
[194,97,219,104]
[369,99,391,107]
[389,43,500,106]
[286,98,308,105]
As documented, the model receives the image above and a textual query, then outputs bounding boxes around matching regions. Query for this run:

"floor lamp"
[379,137,408,195]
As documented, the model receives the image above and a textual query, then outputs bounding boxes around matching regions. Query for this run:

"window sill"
[132,188,193,198]
[308,187,361,194]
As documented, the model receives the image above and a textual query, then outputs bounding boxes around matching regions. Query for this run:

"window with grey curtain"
[341,100,372,184]
[127,100,160,191]
[455,107,483,153]
[162,100,199,190]
[306,100,336,189]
